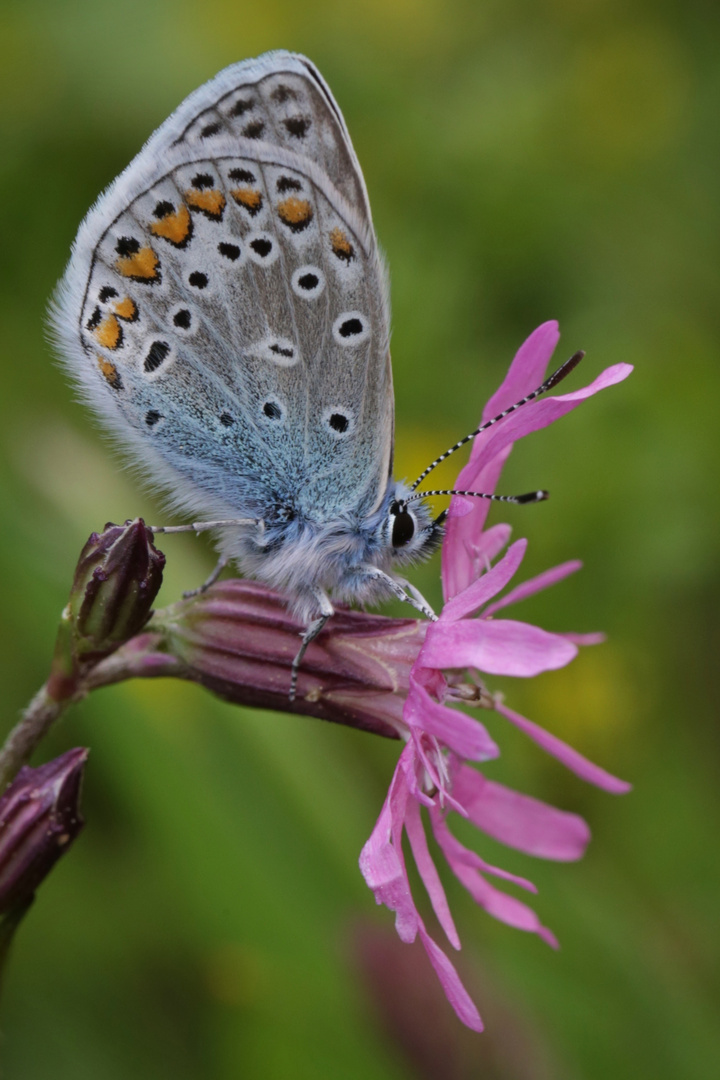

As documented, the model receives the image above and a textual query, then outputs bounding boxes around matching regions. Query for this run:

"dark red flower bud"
[0,748,87,915]
[49,519,164,699]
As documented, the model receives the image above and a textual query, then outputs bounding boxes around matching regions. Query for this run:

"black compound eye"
[391,506,415,548]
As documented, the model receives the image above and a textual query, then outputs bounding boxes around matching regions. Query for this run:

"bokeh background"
[1,0,719,1076]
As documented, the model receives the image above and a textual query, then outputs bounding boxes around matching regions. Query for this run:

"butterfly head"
[384,487,444,566]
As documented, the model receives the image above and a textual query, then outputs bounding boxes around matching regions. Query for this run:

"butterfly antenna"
[409,350,584,492]
[406,488,548,505]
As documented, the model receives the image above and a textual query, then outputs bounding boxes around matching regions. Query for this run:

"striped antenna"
[409,350,585,492]
[407,488,548,505]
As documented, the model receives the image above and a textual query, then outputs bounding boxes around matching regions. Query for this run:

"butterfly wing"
[52,52,394,527]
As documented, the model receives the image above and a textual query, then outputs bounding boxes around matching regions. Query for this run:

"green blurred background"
[1,0,719,1076]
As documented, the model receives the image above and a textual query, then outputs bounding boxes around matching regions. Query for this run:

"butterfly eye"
[391,505,415,548]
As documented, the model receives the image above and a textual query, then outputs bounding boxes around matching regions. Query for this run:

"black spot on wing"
[329,413,349,433]
[276,176,302,193]
[144,340,170,373]
[242,120,265,139]
[218,242,241,261]
[230,98,253,117]
[283,116,310,138]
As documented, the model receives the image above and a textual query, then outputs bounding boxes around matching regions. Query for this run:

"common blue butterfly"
[52,52,571,697]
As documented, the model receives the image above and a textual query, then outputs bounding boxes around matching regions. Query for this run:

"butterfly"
[52,51,576,698]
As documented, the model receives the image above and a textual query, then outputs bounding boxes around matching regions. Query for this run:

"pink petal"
[451,764,591,860]
[359,762,419,943]
[417,923,484,1031]
[495,702,632,794]
[448,495,475,517]
[405,680,500,762]
[468,364,634,475]
[433,814,557,947]
[421,618,578,677]
[477,522,513,561]
[441,539,527,620]
[431,807,538,892]
[483,560,582,617]
[442,450,512,597]
[483,321,561,421]
[404,797,461,950]
[442,359,632,598]
[442,322,559,596]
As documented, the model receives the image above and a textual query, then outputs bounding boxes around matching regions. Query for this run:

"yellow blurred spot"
[205,942,270,1008]
[395,423,471,512]
[523,645,640,761]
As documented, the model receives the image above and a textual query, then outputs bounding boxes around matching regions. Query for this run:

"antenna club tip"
[516,490,549,504]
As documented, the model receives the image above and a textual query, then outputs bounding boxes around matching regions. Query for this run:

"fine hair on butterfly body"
[51,51,576,697]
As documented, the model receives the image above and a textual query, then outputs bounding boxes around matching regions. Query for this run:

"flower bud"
[50,520,165,699]
[153,580,427,740]
[0,748,87,915]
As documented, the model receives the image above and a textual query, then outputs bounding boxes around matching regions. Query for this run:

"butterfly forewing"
[58,53,393,527]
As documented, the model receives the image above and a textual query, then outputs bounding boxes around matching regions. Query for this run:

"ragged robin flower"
[132,320,631,1030]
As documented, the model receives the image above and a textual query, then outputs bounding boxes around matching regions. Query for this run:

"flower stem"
[0,686,72,792]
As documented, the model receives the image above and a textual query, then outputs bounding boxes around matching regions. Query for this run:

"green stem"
[0,686,72,791]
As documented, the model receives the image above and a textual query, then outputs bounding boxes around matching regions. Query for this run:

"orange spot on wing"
[115,247,160,281]
[277,196,313,230]
[330,226,354,262]
[185,188,226,219]
[97,356,122,390]
[113,297,137,321]
[231,187,263,214]
[94,314,122,349]
[150,203,192,246]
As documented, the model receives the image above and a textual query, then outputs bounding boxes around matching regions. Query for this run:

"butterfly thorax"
[218,479,440,620]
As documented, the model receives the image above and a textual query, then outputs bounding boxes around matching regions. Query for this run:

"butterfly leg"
[149,518,263,597]
[399,578,437,621]
[150,518,259,535]
[182,555,229,599]
[289,588,335,702]
[359,567,437,621]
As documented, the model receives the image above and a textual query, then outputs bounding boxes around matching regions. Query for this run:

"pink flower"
[360,322,632,1031]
